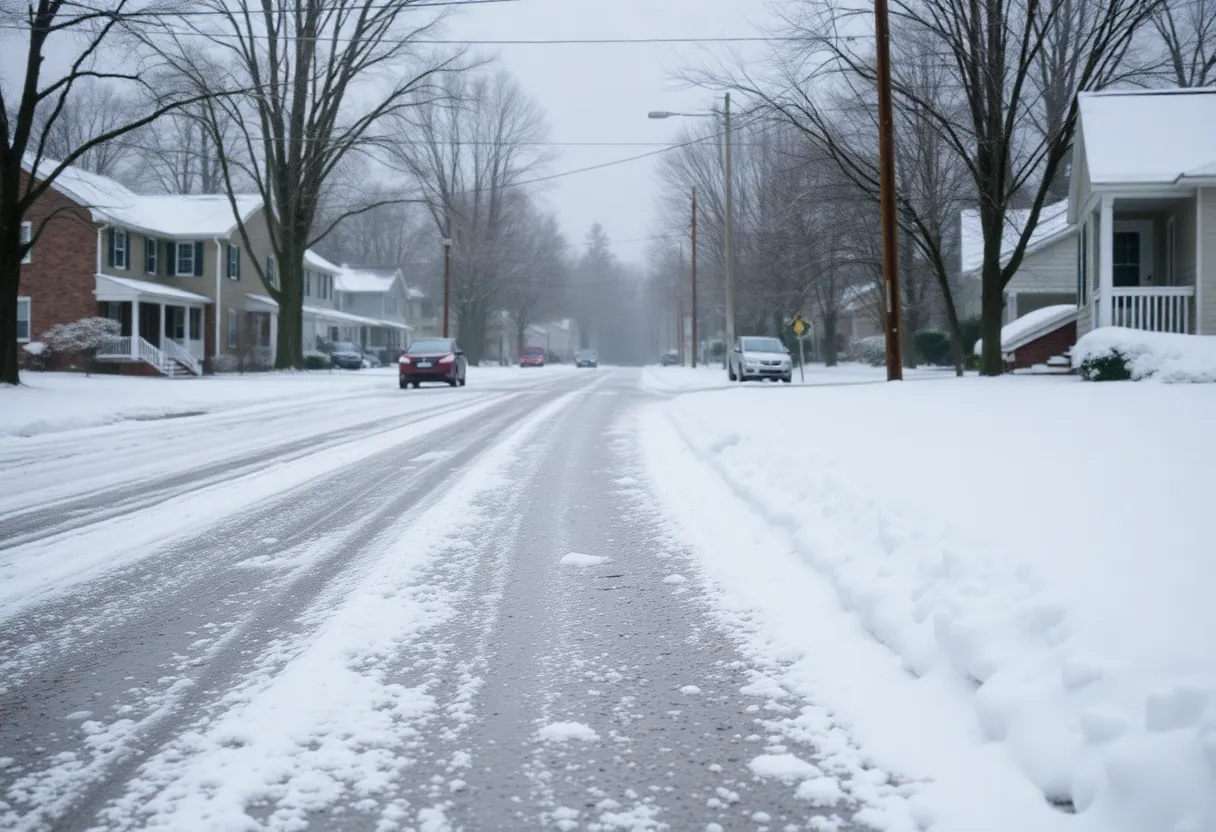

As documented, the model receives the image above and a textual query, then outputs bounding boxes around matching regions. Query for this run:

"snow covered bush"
[42,317,120,376]
[304,352,332,370]
[851,335,886,366]
[1073,328,1216,382]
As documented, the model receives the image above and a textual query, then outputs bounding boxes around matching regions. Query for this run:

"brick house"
[17,158,302,376]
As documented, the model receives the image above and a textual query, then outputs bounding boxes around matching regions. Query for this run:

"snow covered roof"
[23,155,261,238]
[959,201,1072,277]
[248,294,411,330]
[95,274,212,303]
[973,304,1078,355]
[1076,88,1216,186]
[304,250,341,274]
[335,265,402,294]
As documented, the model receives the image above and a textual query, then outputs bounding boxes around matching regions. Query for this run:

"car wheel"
[399,377,408,390]
[782,375,792,383]
[412,381,421,389]
[459,374,467,387]
[728,365,736,381]
[449,374,459,387]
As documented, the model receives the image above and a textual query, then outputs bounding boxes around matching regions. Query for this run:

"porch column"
[185,304,192,344]
[269,312,278,365]
[158,303,166,351]
[1099,195,1114,327]
[1197,189,1205,335]
[132,300,141,356]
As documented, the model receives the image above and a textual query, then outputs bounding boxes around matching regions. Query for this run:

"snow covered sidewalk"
[639,374,1216,832]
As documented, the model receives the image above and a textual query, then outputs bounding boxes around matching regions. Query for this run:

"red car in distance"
[520,346,546,367]
[398,338,468,389]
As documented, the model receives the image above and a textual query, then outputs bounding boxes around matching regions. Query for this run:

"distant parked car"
[520,346,546,367]
[398,337,467,388]
[329,341,365,370]
[361,349,382,369]
[576,349,598,368]
[728,336,793,383]
[660,349,680,367]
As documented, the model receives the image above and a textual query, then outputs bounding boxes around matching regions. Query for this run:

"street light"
[649,94,736,361]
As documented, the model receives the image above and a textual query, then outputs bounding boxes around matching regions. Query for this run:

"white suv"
[728,336,793,383]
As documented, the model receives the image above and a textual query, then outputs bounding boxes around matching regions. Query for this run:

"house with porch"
[18,157,281,376]
[1069,88,1216,339]
[960,200,1076,324]
[333,265,413,355]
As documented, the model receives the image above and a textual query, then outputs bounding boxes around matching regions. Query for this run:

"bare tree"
[153,0,463,369]
[1,0,215,385]
[502,210,566,359]
[127,103,236,194]
[1151,0,1216,86]
[29,79,137,177]
[392,70,552,363]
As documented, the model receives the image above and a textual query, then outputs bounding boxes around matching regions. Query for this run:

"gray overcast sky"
[448,0,773,263]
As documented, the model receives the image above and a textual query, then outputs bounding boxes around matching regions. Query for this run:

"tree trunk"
[0,202,23,385]
[822,309,839,367]
[457,304,488,365]
[979,259,1006,376]
[274,256,305,370]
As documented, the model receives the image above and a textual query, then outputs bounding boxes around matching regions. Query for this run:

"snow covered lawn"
[0,365,574,438]
[640,362,955,394]
[640,374,1216,832]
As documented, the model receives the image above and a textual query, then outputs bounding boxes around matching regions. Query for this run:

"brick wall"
[18,171,98,343]
[1007,320,1077,370]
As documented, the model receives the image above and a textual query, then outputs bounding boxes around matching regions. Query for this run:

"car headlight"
[439,354,455,364]
[399,356,412,365]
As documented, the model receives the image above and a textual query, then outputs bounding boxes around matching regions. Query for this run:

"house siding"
[1200,187,1216,334]
[1005,235,1077,296]
[17,171,97,344]
[1174,197,1198,287]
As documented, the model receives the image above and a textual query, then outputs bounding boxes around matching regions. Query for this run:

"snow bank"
[642,376,1216,832]
[974,304,1077,356]
[1072,327,1216,382]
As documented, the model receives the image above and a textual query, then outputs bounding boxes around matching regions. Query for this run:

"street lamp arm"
[647,110,717,119]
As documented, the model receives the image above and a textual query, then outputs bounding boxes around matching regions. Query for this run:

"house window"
[386,296,398,316]
[305,271,313,298]
[168,307,186,340]
[145,237,158,274]
[227,309,239,349]
[20,222,32,264]
[189,307,202,339]
[1112,231,1141,287]
[177,242,196,276]
[111,228,129,269]
[227,245,241,280]
[321,275,331,301]
[16,297,30,342]
[267,256,277,287]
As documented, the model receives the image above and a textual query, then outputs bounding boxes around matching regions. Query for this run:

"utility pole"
[441,236,452,338]
[874,0,903,380]
[691,187,698,369]
[723,92,737,358]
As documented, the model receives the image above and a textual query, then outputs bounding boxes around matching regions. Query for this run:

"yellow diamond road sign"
[792,316,806,336]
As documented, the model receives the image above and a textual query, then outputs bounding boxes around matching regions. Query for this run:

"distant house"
[333,265,413,353]
[836,283,883,357]
[18,157,274,376]
[1068,88,1216,340]
[960,200,1076,324]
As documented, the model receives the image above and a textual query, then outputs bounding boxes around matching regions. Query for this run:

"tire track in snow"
[0,381,600,832]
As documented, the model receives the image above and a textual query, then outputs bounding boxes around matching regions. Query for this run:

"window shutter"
[194,241,205,277]
[236,246,241,279]
[167,242,177,276]
[225,244,232,279]
[107,229,116,269]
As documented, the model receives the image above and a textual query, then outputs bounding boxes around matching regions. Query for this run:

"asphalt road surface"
[1,369,865,832]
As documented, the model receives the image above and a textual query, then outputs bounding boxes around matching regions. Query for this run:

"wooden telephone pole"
[874,0,904,380]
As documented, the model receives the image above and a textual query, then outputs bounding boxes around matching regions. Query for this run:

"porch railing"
[1109,286,1195,334]
[97,335,202,376]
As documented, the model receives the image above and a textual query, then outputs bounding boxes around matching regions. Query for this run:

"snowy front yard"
[640,374,1216,832]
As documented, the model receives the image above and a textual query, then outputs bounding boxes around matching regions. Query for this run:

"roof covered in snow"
[304,250,341,274]
[959,201,1072,277]
[23,155,261,238]
[841,282,878,312]
[973,304,1078,355]
[1077,89,1216,186]
[335,265,402,294]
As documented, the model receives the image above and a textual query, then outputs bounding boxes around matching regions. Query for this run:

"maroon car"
[520,345,546,367]
[398,338,467,389]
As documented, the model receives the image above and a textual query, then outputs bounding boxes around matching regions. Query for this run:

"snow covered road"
[0,369,872,831]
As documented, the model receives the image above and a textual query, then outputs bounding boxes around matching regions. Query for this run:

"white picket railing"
[96,335,201,376]
[1110,286,1195,334]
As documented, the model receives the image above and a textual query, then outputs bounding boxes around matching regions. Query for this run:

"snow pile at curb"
[641,379,1216,832]
[1072,327,1216,382]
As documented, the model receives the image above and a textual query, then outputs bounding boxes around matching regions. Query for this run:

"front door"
[165,305,186,344]
[138,302,161,345]
[1112,221,1155,287]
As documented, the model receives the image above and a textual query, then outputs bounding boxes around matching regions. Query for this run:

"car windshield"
[331,342,358,352]
[408,339,453,354]
[523,347,544,356]
[579,350,596,358]
[741,337,785,353]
